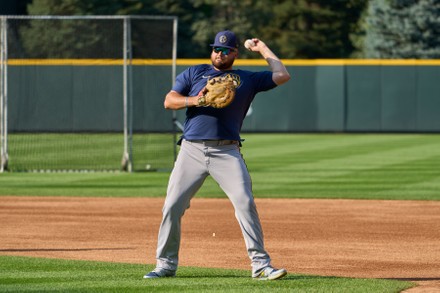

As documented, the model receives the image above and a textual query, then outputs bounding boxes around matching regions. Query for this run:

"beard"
[211,56,235,70]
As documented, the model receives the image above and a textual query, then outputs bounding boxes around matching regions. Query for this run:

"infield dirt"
[1,196,439,292]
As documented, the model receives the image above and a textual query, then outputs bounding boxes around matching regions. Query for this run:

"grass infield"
[0,256,412,292]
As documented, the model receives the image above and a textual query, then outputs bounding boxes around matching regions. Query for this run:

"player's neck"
[212,65,233,71]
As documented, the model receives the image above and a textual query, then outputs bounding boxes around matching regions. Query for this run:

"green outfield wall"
[7,59,440,133]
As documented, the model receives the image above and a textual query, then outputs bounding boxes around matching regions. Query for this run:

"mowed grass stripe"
[0,256,413,292]
[250,161,440,198]
[243,134,434,168]
[371,171,440,198]
[270,138,440,173]
[240,134,440,199]
[1,134,439,200]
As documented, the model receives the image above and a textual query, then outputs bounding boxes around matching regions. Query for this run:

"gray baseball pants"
[154,139,271,275]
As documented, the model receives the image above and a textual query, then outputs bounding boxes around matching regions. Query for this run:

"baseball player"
[144,30,291,280]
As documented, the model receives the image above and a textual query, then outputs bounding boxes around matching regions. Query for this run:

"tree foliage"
[22,0,368,59]
[257,0,367,58]
[150,0,367,58]
[364,0,440,58]
[18,0,124,58]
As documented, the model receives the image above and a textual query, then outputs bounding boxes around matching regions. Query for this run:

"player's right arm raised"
[246,38,290,85]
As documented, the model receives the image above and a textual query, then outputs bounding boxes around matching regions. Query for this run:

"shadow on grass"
[171,273,339,281]
[0,247,134,252]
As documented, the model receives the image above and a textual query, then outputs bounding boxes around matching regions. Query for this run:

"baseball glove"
[198,75,236,108]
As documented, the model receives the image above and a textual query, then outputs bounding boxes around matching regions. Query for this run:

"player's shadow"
[175,274,334,280]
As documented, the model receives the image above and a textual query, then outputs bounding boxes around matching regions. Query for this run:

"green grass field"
[0,256,412,292]
[1,134,440,200]
[6,133,175,172]
[1,133,439,292]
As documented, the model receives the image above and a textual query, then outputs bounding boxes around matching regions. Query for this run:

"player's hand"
[245,38,267,53]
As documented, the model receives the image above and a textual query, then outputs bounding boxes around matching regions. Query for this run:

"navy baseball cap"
[210,30,239,49]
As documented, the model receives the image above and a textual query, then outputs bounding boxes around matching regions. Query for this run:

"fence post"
[121,16,133,172]
[171,17,179,161]
[0,17,8,172]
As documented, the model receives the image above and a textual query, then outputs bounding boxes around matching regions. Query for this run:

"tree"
[16,0,172,59]
[135,0,269,58]
[22,0,368,59]
[0,0,32,15]
[364,0,440,58]
[16,0,124,58]
[26,0,145,15]
[150,0,367,59]
[258,0,367,59]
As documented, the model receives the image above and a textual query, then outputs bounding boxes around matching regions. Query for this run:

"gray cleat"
[253,267,287,280]
[143,268,176,279]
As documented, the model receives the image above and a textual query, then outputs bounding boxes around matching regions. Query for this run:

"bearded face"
[211,48,237,70]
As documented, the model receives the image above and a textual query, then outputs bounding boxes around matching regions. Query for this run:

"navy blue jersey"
[173,64,276,141]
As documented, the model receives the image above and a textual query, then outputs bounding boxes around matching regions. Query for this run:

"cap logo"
[219,35,227,44]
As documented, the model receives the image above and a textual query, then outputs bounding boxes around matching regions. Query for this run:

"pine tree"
[364,0,440,58]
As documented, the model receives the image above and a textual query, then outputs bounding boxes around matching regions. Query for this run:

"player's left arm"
[247,38,291,85]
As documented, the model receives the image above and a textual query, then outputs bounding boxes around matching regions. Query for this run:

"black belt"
[187,139,239,146]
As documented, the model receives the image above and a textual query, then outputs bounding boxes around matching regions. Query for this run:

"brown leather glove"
[197,75,236,108]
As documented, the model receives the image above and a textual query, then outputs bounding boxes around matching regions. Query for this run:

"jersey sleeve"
[172,68,192,96]
[252,71,277,92]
